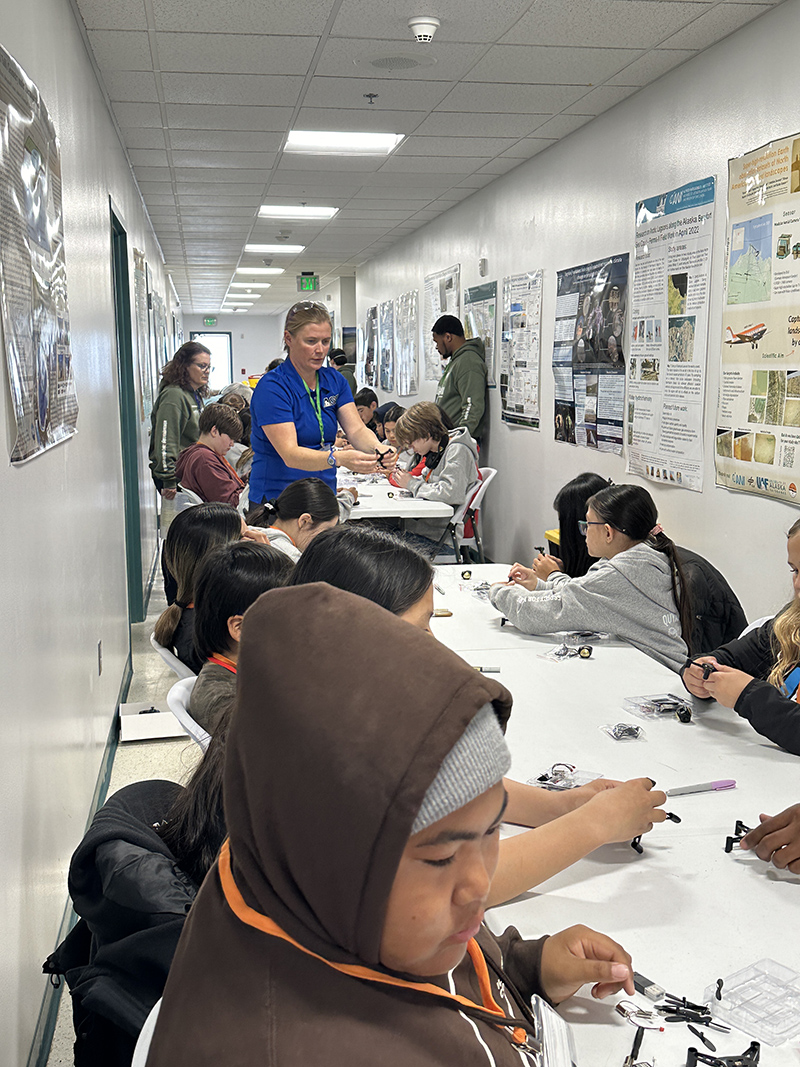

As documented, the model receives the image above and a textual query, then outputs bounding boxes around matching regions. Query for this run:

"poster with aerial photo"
[0,44,77,462]
[378,299,394,393]
[395,289,419,397]
[626,176,716,493]
[363,306,378,388]
[500,269,542,429]
[463,281,497,387]
[423,264,461,382]
[716,134,800,503]
[552,254,628,453]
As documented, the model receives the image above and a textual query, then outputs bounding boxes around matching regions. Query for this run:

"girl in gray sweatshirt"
[489,484,692,672]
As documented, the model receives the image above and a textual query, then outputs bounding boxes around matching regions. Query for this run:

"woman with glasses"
[149,341,212,500]
[490,484,692,671]
[249,302,394,504]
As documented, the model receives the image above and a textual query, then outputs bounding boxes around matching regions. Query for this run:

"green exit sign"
[203,316,217,326]
[297,275,320,292]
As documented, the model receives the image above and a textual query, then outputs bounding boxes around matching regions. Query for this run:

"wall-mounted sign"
[203,316,217,327]
[297,274,320,292]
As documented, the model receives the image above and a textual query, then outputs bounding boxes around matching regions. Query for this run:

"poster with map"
[715,134,800,503]
[378,299,394,392]
[395,289,419,396]
[423,264,460,381]
[552,254,629,453]
[626,177,716,493]
[500,270,542,429]
[463,281,497,386]
[0,44,77,462]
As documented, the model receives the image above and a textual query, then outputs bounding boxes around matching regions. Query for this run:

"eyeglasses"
[192,362,212,371]
[578,520,606,536]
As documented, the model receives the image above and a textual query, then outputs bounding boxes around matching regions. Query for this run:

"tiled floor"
[46,585,201,1066]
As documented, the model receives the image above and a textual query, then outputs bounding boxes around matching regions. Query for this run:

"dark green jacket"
[434,337,488,439]
[149,384,203,488]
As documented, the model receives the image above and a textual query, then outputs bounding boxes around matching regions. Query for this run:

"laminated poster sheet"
[500,270,542,429]
[363,306,378,389]
[378,299,395,393]
[0,44,77,462]
[463,281,497,387]
[627,177,716,493]
[716,134,800,503]
[423,264,461,382]
[552,255,629,453]
[395,289,419,397]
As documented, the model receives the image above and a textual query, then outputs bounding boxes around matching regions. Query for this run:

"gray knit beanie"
[412,704,511,835]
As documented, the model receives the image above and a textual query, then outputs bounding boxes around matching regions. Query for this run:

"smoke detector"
[408,16,440,42]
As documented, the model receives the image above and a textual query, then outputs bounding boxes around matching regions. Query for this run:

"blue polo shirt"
[249,359,354,502]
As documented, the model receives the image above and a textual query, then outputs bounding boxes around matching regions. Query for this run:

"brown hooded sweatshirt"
[147,583,551,1066]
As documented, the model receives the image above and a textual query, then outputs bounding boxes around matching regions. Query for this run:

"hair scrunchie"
[649,523,664,537]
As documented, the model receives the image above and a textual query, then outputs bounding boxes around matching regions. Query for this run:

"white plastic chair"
[738,615,773,638]
[149,632,197,681]
[167,676,210,751]
[173,485,203,511]
[131,998,161,1067]
[435,467,497,563]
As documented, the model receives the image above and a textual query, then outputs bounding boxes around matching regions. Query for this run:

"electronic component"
[634,972,665,1001]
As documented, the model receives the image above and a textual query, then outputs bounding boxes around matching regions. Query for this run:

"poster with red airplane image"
[716,133,800,501]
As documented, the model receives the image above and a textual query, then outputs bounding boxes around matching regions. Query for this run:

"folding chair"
[149,632,197,680]
[167,676,210,751]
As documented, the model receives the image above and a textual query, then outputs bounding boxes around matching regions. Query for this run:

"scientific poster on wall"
[552,254,629,452]
[626,177,716,493]
[463,281,497,387]
[715,135,800,502]
[395,289,419,396]
[378,299,394,392]
[423,264,461,381]
[0,45,77,462]
[133,249,153,422]
[500,270,542,429]
[364,306,378,388]
[355,323,365,388]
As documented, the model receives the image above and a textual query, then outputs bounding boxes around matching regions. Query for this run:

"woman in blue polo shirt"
[250,302,394,502]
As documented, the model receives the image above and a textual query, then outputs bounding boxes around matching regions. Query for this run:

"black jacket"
[680,618,800,755]
[676,546,747,656]
[44,780,196,1066]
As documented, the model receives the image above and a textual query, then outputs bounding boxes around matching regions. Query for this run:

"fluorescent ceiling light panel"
[229,282,271,289]
[235,267,285,275]
[259,205,339,220]
[245,244,305,254]
[234,308,249,313]
[218,309,234,314]
[285,131,404,156]
[224,300,255,306]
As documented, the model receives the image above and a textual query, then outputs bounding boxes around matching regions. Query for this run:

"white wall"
[0,0,177,1061]
[184,313,285,381]
[357,0,799,622]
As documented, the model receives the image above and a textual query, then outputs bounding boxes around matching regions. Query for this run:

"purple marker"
[666,779,736,797]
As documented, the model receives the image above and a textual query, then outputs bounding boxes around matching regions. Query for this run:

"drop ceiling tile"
[165,103,293,130]
[408,208,443,220]
[177,194,261,204]
[275,156,384,174]
[346,196,432,207]
[328,221,392,233]
[501,137,557,159]
[267,183,364,197]
[455,174,497,189]
[154,31,318,75]
[528,114,594,138]
[103,71,160,102]
[169,130,284,152]
[314,37,485,81]
[179,205,257,216]
[564,84,641,114]
[660,3,768,48]
[88,30,152,69]
[606,49,696,85]
[134,167,173,182]
[171,150,276,169]
[122,127,168,149]
[112,102,163,126]
[129,148,171,167]
[293,107,425,134]
[173,169,268,184]
[349,188,434,200]
[476,157,523,175]
[464,45,643,86]
[74,0,148,30]
[330,0,534,44]
[302,77,453,112]
[412,112,543,138]
[142,192,178,205]
[150,0,336,33]
[138,181,176,194]
[377,155,488,173]
[437,81,586,113]
[161,73,304,106]
[396,135,517,157]
[336,208,415,219]
[500,0,708,48]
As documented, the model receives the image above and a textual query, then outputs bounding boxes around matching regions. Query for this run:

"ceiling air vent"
[355,52,436,72]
